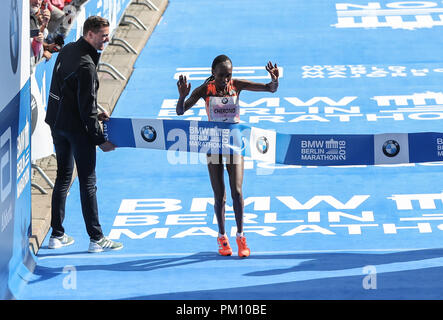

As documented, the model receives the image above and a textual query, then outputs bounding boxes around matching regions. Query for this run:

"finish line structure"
[104,117,443,166]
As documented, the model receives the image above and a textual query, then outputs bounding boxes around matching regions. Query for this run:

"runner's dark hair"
[204,55,232,83]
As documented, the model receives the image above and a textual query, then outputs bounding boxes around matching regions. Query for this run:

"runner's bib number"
[208,96,240,123]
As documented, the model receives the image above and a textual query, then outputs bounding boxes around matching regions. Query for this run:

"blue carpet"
[18,0,443,299]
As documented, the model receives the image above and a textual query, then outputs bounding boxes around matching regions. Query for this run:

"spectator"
[41,0,66,36]
[49,0,67,10]
[30,0,67,66]
[30,0,49,67]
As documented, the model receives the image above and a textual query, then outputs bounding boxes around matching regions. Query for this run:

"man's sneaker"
[217,235,233,256]
[48,234,75,249]
[236,236,250,258]
[88,237,123,253]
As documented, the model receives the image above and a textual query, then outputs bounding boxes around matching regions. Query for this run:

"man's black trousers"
[50,128,104,241]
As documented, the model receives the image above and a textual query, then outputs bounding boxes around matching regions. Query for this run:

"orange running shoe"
[217,235,233,256]
[236,236,251,258]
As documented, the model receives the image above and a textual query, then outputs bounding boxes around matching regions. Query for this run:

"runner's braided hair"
[204,55,232,83]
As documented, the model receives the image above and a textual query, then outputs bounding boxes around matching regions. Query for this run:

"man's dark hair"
[83,16,109,36]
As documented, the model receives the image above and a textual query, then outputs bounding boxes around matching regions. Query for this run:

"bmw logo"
[256,136,269,154]
[31,94,38,135]
[222,97,229,104]
[141,125,157,142]
[9,0,19,74]
[382,140,400,157]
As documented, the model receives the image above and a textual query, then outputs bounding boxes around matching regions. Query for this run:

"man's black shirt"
[45,37,106,145]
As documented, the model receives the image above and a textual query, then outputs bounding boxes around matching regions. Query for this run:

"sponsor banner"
[409,132,443,163]
[30,74,53,161]
[332,1,443,30]
[374,133,409,165]
[105,118,251,155]
[250,127,276,163]
[0,92,19,298]
[107,191,443,242]
[281,134,374,166]
[0,0,32,299]
[132,118,166,150]
[103,117,443,166]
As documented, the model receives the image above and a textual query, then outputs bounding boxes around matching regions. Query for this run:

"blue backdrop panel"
[0,0,33,299]
[17,0,443,300]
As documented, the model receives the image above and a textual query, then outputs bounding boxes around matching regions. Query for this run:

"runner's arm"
[176,76,205,115]
[234,61,279,93]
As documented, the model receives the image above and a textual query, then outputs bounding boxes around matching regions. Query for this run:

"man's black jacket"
[45,37,106,145]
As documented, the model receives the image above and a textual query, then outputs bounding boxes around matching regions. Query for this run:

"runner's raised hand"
[265,61,279,81]
[177,75,191,97]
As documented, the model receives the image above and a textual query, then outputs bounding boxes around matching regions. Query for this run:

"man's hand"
[98,111,110,122]
[99,141,116,152]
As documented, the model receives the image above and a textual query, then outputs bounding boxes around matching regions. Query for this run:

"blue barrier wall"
[0,0,32,299]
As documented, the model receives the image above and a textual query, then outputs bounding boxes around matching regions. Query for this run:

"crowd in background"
[30,0,88,71]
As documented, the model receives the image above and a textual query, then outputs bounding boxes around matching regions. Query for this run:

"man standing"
[45,16,123,253]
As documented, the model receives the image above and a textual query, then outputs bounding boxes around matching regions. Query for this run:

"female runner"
[176,55,279,257]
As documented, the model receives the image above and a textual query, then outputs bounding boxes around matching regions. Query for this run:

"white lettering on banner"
[118,199,182,213]
[16,169,29,200]
[16,121,29,159]
[172,227,218,238]
[300,138,347,161]
[276,195,370,210]
[1,205,12,233]
[173,66,284,81]
[16,151,28,180]
[330,224,379,235]
[214,212,259,224]
[108,228,169,239]
[282,225,335,236]
[437,138,443,157]
[158,91,443,124]
[264,212,304,223]
[383,223,432,233]
[166,214,207,225]
[113,215,160,226]
[332,1,443,30]
[328,211,375,222]
[107,193,443,239]
[0,127,12,232]
[190,197,271,212]
[188,125,231,151]
[302,65,443,79]
[16,121,31,199]
[373,92,443,106]
[388,192,443,210]
[1,127,12,203]
[285,96,357,106]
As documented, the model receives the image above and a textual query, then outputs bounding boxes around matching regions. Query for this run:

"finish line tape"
[103,117,443,166]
